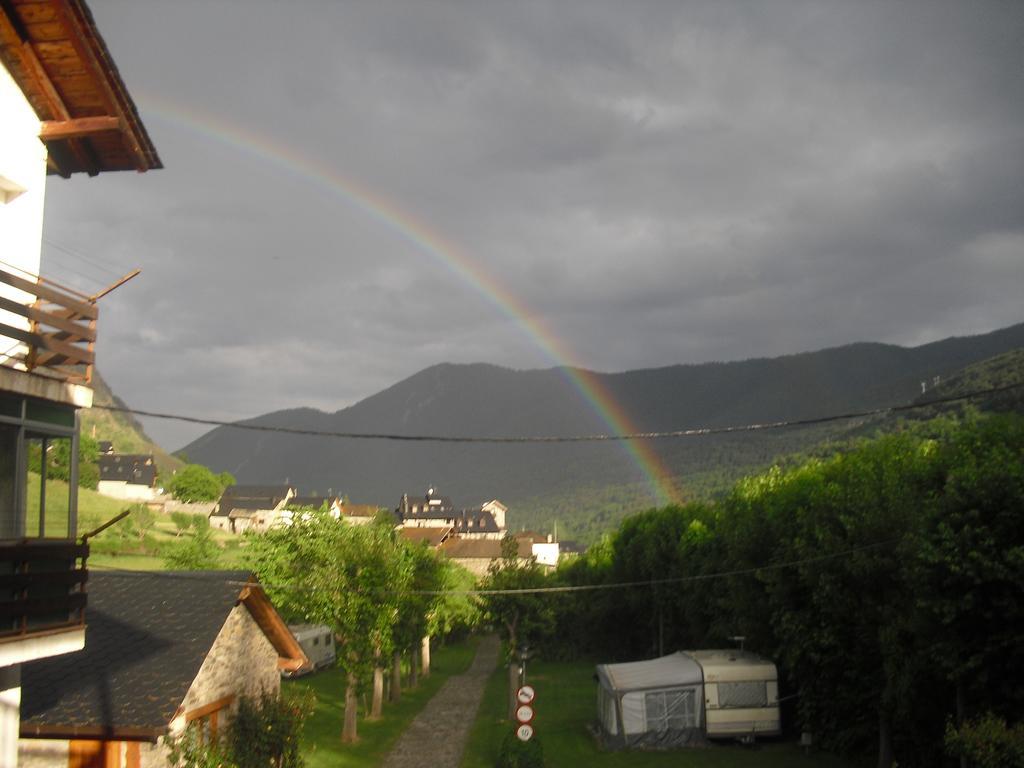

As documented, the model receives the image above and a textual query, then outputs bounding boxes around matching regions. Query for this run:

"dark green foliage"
[167,725,236,768]
[167,691,312,768]
[945,713,1024,768]
[227,690,313,768]
[540,414,1024,767]
[480,535,554,661]
[181,326,1024,525]
[27,435,99,490]
[496,731,543,768]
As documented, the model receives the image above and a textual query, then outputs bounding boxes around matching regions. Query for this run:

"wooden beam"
[0,295,97,341]
[0,269,98,319]
[184,694,235,723]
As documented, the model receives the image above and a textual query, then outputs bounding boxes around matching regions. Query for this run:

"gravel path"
[381,634,501,768]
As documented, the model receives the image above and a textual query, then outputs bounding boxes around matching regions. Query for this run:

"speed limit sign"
[516,723,534,742]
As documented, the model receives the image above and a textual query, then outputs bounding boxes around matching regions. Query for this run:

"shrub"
[496,730,543,768]
[226,690,313,768]
[945,713,1024,768]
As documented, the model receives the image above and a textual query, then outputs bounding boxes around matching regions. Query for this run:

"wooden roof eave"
[238,581,309,672]
[0,0,161,175]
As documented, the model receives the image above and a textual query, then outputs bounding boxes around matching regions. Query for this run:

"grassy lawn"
[285,637,480,768]
[462,658,865,768]
[25,474,246,571]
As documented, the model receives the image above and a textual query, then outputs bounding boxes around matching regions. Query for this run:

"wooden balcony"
[0,540,88,641]
[0,265,97,385]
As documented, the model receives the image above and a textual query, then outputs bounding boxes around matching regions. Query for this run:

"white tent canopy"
[595,652,705,748]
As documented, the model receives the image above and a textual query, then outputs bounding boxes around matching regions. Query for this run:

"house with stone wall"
[18,571,305,768]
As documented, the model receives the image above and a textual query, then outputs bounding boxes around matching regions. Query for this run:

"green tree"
[168,464,225,502]
[246,509,411,743]
[164,517,220,569]
[479,534,554,719]
[171,511,192,537]
[130,505,157,544]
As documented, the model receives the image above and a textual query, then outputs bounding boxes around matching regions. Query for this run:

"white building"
[0,2,161,764]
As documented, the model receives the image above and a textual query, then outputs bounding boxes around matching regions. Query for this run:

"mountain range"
[177,322,1024,536]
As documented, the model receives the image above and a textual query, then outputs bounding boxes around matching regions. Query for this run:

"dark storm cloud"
[38,0,1024,449]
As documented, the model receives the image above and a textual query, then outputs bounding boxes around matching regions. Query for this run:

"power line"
[42,236,132,279]
[86,537,899,596]
[90,381,1024,445]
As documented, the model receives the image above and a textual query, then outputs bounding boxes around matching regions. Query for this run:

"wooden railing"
[0,540,88,640]
[0,264,97,385]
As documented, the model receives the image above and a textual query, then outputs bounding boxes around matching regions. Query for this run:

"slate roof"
[440,538,532,559]
[398,491,455,518]
[98,454,156,486]
[453,509,500,534]
[21,570,251,735]
[341,504,383,518]
[220,485,292,501]
[399,526,453,548]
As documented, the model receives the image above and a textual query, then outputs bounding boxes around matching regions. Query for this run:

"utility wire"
[86,538,898,596]
[90,381,1024,445]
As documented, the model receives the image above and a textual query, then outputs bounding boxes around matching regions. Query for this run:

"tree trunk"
[421,635,431,677]
[390,650,402,703]
[409,644,419,688]
[877,706,894,768]
[956,682,967,768]
[507,660,521,720]
[342,672,359,743]
[658,607,665,657]
[506,621,519,721]
[370,664,384,720]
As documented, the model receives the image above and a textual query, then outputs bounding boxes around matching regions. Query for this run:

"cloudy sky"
[40,1,1024,450]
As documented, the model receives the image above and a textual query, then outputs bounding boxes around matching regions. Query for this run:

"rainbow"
[142,99,679,506]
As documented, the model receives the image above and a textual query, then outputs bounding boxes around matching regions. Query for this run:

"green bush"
[945,713,1024,768]
[167,691,312,768]
[226,690,313,768]
[496,730,543,768]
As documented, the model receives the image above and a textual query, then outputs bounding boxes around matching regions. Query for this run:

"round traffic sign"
[516,684,536,704]
[515,704,534,724]
[516,723,534,742]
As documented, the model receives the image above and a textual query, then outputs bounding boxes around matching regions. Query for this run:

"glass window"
[644,688,696,731]
[718,681,767,709]
[24,435,72,538]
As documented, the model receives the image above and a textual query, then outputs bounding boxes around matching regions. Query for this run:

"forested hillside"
[179,323,1024,539]
[83,372,183,476]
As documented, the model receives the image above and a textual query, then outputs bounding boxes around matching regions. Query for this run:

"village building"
[18,571,306,768]
[438,537,533,577]
[397,488,508,539]
[208,484,295,534]
[514,530,561,567]
[96,447,157,502]
[339,502,384,525]
[398,525,453,549]
[288,495,343,517]
[0,1,160,764]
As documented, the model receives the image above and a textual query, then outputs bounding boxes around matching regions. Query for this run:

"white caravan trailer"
[595,649,780,748]
[283,624,336,677]
[684,649,780,739]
